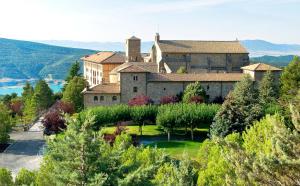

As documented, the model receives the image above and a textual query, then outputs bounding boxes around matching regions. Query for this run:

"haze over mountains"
[38,39,300,57]
[0,37,299,80]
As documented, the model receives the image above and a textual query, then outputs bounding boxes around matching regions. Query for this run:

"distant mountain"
[0,38,95,79]
[241,40,300,57]
[250,55,296,67]
[38,39,300,57]
[37,40,154,53]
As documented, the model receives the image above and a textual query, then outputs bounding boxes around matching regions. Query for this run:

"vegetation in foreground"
[0,56,299,185]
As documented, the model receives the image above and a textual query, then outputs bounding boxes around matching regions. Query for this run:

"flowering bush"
[160,95,179,105]
[128,95,154,106]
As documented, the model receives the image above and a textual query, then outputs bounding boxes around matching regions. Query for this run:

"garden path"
[0,118,45,177]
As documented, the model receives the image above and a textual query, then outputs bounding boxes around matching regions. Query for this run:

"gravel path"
[0,118,45,177]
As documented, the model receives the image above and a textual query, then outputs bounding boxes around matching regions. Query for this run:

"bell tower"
[125,36,141,62]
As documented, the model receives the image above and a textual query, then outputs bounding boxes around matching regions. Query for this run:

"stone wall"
[146,81,237,103]
[84,93,120,107]
[120,73,147,103]
[160,53,249,73]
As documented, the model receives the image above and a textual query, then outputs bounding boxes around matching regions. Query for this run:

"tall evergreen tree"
[280,56,300,102]
[40,114,106,185]
[63,61,81,91]
[259,70,279,104]
[22,81,34,101]
[210,75,262,137]
[23,94,38,124]
[62,76,86,112]
[0,103,12,144]
[34,80,54,110]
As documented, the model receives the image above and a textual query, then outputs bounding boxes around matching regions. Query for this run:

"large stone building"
[82,34,282,107]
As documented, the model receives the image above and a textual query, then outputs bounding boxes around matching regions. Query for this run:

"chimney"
[155,33,160,42]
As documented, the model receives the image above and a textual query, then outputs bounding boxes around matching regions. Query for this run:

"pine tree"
[0,103,12,144]
[280,56,300,102]
[63,61,81,91]
[259,70,279,105]
[34,80,54,110]
[22,81,34,101]
[210,75,262,137]
[23,94,38,124]
[40,113,106,185]
[62,76,86,112]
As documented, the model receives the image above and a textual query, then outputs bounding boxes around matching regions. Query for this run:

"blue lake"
[0,79,64,96]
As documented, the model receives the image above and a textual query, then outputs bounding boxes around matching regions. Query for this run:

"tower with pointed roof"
[125,36,142,62]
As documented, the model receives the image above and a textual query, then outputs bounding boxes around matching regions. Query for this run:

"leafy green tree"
[259,70,279,105]
[15,168,37,186]
[62,76,86,112]
[34,80,54,110]
[22,81,34,101]
[2,93,17,107]
[0,168,13,186]
[176,66,187,74]
[210,75,262,137]
[130,105,157,135]
[183,82,207,103]
[0,103,12,144]
[280,56,300,102]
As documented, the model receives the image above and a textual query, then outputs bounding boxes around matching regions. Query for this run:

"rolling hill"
[250,55,296,67]
[0,38,95,79]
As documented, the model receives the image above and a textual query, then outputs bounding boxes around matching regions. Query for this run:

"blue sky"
[0,0,299,43]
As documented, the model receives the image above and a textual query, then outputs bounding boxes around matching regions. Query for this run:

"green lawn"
[102,124,209,159]
[147,140,202,159]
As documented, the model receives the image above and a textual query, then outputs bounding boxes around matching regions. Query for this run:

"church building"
[82,34,282,107]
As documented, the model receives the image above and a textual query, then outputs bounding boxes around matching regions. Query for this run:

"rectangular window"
[100,96,104,101]
[133,87,138,93]
[112,96,117,101]
[133,75,138,81]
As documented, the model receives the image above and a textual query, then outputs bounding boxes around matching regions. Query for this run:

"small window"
[133,75,138,81]
[207,85,210,90]
[133,87,138,93]
[100,96,104,101]
[112,96,117,101]
[163,88,166,91]
[94,96,98,102]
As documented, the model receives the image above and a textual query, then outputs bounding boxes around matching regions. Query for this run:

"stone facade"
[84,93,120,107]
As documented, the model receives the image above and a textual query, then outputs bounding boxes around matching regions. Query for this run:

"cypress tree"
[34,80,54,110]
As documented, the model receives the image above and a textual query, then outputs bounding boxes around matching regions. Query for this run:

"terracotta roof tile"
[148,73,245,82]
[81,52,125,64]
[110,62,158,73]
[157,40,248,54]
[83,83,120,94]
[241,63,282,71]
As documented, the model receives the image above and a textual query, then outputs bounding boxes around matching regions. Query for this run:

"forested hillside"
[250,55,297,67]
[0,38,95,79]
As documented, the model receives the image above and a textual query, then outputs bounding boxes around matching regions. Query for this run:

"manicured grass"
[102,124,209,159]
[102,125,164,136]
[147,140,202,159]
